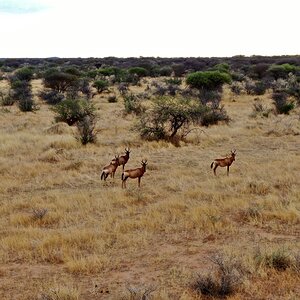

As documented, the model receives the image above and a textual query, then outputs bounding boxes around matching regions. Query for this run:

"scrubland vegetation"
[0,56,299,299]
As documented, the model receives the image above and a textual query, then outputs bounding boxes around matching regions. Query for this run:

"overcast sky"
[0,0,299,58]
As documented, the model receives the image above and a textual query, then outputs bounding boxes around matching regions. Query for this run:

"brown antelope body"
[118,148,131,170]
[211,150,236,176]
[122,160,147,188]
[101,156,119,181]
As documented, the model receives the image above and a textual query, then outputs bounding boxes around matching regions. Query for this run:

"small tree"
[210,63,230,74]
[39,90,64,105]
[9,77,35,112]
[92,80,109,93]
[10,80,31,100]
[128,67,148,78]
[76,115,97,145]
[172,64,185,77]
[43,68,79,93]
[52,99,96,125]
[123,93,145,115]
[135,97,208,141]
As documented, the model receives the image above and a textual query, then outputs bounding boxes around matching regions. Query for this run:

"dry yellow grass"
[0,79,299,299]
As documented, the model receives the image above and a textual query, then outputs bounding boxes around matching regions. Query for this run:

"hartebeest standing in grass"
[118,148,131,170]
[100,155,119,181]
[121,160,147,188]
[211,150,236,176]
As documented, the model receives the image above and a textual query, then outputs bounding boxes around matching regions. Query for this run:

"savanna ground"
[0,79,299,299]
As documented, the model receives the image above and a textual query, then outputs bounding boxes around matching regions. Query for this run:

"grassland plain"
[0,79,299,299]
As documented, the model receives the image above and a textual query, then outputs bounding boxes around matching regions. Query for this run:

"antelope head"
[141,159,148,169]
[231,149,237,160]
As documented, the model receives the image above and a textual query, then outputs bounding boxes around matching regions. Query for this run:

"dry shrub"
[10,210,60,228]
[65,254,110,274]
[76,115,97,145]
[32,208,48,220]
[255,247,293,271]
[39,148,65,163]
[247,181,271,196]
[191,254,245,298]
[45,122,74,135]
[125,284,157,300]
[266,116,300,136]
[241,205,263,223]
[39,284,79,300]
[250,100,273,118]
[63,161,82,171]
[293,252,300,273]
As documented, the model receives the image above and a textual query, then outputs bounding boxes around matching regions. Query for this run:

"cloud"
[0,0,48,14]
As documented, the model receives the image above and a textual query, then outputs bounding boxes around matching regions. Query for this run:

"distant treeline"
[1,55,300,75]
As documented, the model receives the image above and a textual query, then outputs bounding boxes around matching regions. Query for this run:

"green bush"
[200,104,230,126]
[267,63,300,80]
[52,99,96,125]
[186,71,231,91]
[18,97,35,112]
[92,80,109,93]
[15,67,34,81]
[98,67,122,77]
[128,67,148,78]
[86,70,98,79]
[39,90,64,105]
[210,62,230,74]
[272,92,295,114]
[123,93,145,115]
[158,66,173,77]
[10,80,32,101]
[252,81,267,95]
[172,64,185,77]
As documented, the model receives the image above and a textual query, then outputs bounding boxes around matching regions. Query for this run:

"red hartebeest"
[121,160,147,188]
[118,148,131,170]
[100,155,119,181]
[211,150,236,176]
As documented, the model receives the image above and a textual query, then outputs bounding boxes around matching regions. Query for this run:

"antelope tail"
[121,172,125,181]
[210,161,214,169]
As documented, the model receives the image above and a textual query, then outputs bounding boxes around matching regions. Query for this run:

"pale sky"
[0,0,299,58]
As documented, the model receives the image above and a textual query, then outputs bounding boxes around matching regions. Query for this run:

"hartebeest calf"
[211,150,236,176]
[121,160,147,188]
[100,155,119,181]
[118,148,131,170]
